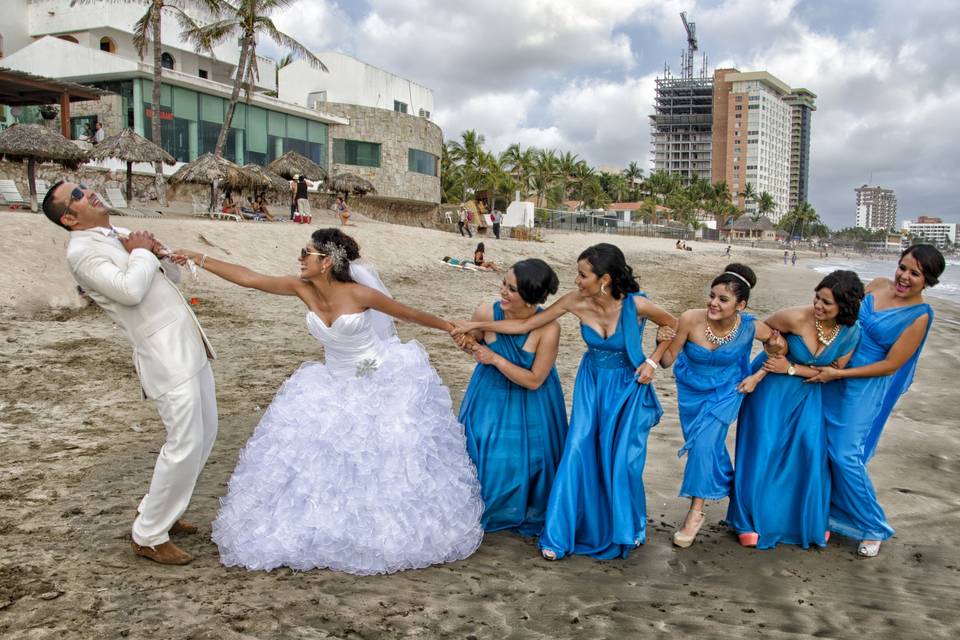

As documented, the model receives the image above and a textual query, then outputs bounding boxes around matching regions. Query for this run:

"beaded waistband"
[589,348,632,369]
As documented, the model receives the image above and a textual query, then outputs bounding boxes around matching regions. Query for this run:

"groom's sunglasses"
[69,184,90,203]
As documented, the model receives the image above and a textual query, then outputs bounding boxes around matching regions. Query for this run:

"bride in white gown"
[174,229,483,575]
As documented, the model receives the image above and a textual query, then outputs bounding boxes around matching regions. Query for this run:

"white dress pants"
[132,362,218,547]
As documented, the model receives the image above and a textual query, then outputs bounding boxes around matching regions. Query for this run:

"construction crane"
[680,11,698,79]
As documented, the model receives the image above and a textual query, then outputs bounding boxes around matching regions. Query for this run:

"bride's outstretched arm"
[354,285,452,332]
[452,291,576,336]
[173,250,303,296]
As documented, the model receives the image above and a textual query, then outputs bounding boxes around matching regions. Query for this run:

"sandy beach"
[1,210,958,639]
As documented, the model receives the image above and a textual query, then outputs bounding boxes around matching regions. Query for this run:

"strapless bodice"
[306,311,388,377]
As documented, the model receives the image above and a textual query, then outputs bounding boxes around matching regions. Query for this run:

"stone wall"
[321,103,442,205]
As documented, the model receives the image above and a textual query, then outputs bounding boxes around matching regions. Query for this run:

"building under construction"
[649,12,713,185]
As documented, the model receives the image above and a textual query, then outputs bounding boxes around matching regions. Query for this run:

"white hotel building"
[0,0,441,204]
[901,219,957,249]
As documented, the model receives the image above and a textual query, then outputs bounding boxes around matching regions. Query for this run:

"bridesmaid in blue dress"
[454,243,676,560]
[458,259,568,536]
[657,264,783,548]
[807,245,943,557]
[727,270,864,549]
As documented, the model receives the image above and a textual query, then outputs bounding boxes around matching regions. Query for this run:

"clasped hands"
[120,230,167,257]
[449,321,497,365]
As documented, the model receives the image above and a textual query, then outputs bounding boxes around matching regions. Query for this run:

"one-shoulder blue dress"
[459,302,568,536]
[539,292,663,560]
[727,326,861,549]
[827,293,933,541]
[673,313,755,500]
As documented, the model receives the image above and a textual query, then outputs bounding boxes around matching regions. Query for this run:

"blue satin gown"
[827,293,933,541]
[459,302,568,536]
[673,313,755,500]
[727,326,861,549]
[539,292,663,560]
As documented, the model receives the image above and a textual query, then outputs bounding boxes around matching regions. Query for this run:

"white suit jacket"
[66,229,216,399]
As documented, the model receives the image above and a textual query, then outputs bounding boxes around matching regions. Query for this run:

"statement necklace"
[815,318,840,346]
[705,313,741,347]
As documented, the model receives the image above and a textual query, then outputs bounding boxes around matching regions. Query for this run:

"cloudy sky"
[269,0,960,227]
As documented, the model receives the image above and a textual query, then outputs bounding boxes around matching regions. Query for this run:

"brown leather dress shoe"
[131,540,193,565]
[133,511,199,535]
[168,519,198,535]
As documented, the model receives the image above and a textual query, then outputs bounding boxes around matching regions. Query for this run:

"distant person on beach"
[249,195,276,222]
[807,244,944,558]
[490,209,502,240]
[656,264,784,549]
[222,190,241,218]
[784,251,789,265]
[473,242,500,271]
[294,175,310,222]
[94,121,105,144]
[335,195,351,226]
[172,228,483,574]
[42,181,218,566]
[457,207,472,237]
[724,245,731,257]
[453,243,677,561]
[727,270,864,549]
[457,259,567,536]
[792,251,797,266]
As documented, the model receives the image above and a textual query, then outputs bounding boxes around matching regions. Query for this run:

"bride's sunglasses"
[300,248,327,260]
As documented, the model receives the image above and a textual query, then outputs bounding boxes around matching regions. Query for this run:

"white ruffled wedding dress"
[211,265,484,575]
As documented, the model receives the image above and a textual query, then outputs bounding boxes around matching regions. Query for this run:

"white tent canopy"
[504,201,535,228]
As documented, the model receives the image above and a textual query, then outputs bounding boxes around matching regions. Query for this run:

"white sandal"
[858,540,881,557]
[672,509,705,548]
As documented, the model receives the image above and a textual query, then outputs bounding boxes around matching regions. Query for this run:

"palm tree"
[499,143,535,199]
[183,0,327,158]
[756,191,775,221]
[263,50,294,97]
[623,161,644,200]
[448,129,486,202]
[440,141,463,204]
[647,169,680,203]
[71,0,224,203]
[557,151,580,200]
[531,148,558,208]
[779,201,823,240]
[738,181,756,213]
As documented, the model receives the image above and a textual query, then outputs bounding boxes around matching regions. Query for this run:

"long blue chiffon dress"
[827,293,933,541]
[673,313,755,500]
[539,292,663,560]
[726,326,861,549]
[459,302,568,536]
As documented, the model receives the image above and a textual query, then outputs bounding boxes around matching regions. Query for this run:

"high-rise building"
[650,74,714,185]
[786,88,816,211]
[711,70,799,223]
[902,218,956,248]
[855,185,897,230]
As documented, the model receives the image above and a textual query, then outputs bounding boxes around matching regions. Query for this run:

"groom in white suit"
[43,181,218,565]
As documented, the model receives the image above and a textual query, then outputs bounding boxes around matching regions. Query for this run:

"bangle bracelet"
[645,357,659,370]
[198,254,207,269]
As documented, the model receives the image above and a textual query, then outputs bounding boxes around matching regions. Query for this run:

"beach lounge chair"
[106,187,161,218]
[0,180,27,209]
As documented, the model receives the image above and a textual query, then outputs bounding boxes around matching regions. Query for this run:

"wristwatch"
[787,364,797,376]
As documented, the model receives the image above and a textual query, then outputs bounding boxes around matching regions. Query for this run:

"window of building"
[393,100,407,114]
[418,108,431,118]
[99,37,117,53]
[408,148,438,176]
[161,52,175,70]
[198,69,208,79]
[735,95,743,102]
[735,105,742,111]
[333,139,381,167]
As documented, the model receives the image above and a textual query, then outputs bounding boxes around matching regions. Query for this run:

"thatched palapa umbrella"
[242,164,290,194]
[169,153,260,211]
[328,172,376,197]
[266,151,327,181]
[86,128,175,204]
[0,123,86,212]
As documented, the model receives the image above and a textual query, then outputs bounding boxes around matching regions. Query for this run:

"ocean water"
[809,257,960,305]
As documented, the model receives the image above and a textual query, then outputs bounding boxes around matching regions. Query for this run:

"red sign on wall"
[145,108,174,121]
